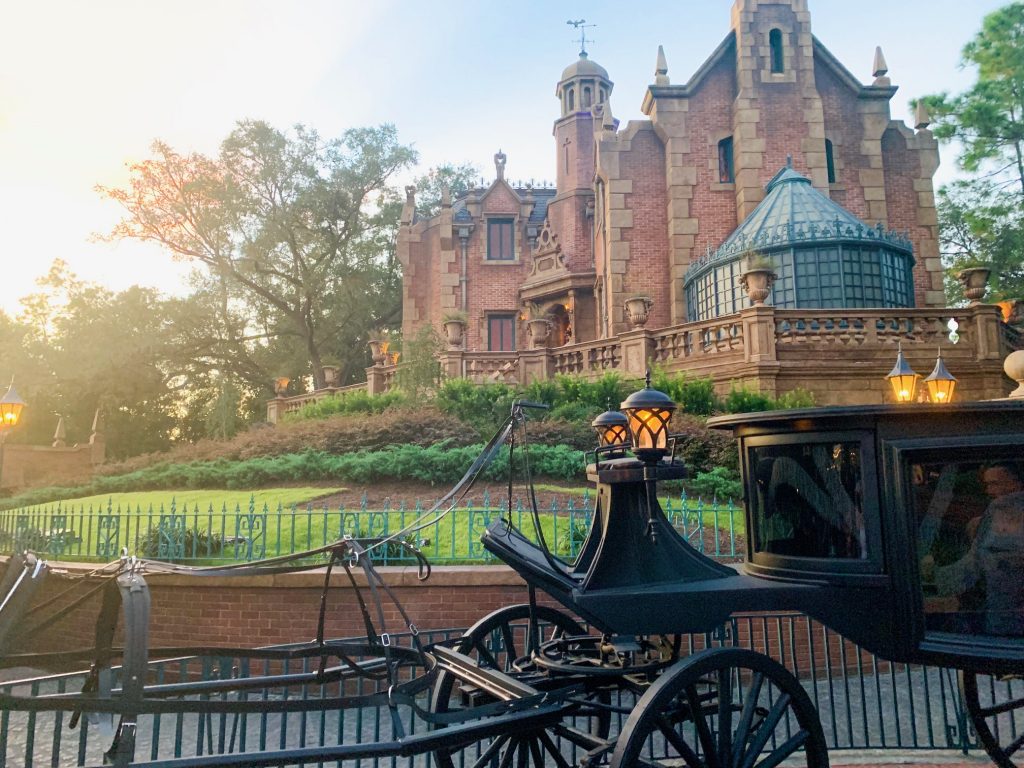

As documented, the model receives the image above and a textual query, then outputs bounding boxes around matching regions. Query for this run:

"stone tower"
[550,52,612,271]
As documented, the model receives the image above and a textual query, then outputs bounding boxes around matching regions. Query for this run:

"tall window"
[487,219,515,260]
[718,137,734,183]
[583,86,592,108]
[488,314,516,351]
[825,139,837,183]
[567,88,575,111]
[769,29,784,73]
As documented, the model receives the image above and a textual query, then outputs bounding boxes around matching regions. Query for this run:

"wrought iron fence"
[0,492,742,565]
[0,614,1008,767]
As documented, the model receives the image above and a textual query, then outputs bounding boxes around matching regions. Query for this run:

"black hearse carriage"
[480,393,1024,768]
[2,387,1024,768]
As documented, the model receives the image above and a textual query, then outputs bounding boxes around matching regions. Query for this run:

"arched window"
[769,28,784,73]
[567,88,575,111]
[599,88,606,103]
[718,136,734,183]
[583,86,592,108]
[825,139,836,183]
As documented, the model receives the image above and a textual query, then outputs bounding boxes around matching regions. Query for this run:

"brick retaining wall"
[4,557,890,680]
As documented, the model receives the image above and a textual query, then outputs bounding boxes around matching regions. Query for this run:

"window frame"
[717,136,735,184]
[486,313,517,352]
[769,28,785,73]
[742,429,885,582]
[486,218,516,262]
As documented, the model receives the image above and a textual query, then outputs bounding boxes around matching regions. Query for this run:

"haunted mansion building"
[389,0,1016,406]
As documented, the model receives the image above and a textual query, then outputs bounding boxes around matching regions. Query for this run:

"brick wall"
[7,559,891,680]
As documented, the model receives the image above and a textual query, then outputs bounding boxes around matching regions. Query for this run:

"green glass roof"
[685,166,913,281]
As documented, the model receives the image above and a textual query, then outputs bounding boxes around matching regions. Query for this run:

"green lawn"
[31,487,345,513]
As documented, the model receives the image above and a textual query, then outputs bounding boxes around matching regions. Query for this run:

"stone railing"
[268,305,1019,421]
[773,309,977,349]
[552,338,621,375]
[267,380,368,422]
[464,353,519,383]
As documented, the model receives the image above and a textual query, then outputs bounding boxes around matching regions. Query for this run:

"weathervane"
[566,19,596,57]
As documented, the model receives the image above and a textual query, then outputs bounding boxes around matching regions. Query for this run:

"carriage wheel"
[610,647,828,768]
[431,604,610,768]
[960,671,1024,768]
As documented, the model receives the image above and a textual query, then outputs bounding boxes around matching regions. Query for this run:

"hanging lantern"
[620,371,677,459]
[885,343,920,403]
[591,406,629,448]
[924,349,957,404]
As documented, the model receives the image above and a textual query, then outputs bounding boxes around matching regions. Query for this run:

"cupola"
[556,53,613,119]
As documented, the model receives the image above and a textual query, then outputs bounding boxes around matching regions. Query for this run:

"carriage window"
[913,459,1024,638]
[750,441,867,559]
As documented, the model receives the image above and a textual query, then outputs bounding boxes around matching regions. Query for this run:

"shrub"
[670,413,739,475]
[286,390,408,421]
[136,526,224,561]
[688,467,743,502]
[723,384,775,414]
[776,387,815,409]
[650,368,719,415]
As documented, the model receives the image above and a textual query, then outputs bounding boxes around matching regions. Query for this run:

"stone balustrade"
[268,305,1022,421]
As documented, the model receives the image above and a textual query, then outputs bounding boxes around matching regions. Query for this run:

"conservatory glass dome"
[684,165,916,321]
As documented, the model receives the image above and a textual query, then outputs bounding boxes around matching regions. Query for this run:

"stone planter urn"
[528,318,551,349]
[443,319,466,349]
[273,376,290,396]
[1006,350,1024,399]
[322,365,340,387]
[957,266,991,305]
[739,267,777,306]
[623,296,653,328]
[368,339,387,365]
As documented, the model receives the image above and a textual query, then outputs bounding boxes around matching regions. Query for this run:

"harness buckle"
[408,623,419,636]
[380,632,391,647]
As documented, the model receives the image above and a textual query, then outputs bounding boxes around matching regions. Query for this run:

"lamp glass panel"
[627,407,671,450]
[600,424,628,446]
[889,373,919,403]
[926,378,956,403]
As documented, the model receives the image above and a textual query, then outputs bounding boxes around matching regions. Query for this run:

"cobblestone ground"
[1,665,1019,767]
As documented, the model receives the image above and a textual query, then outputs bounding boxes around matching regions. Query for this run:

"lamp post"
[621,371,677,541]
[0,380,27,490]
[885,342,920,403]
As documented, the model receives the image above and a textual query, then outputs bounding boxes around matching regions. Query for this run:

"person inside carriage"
[918,461,1024,637]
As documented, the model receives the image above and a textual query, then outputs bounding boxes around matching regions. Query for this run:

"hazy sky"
[0,0,1005,314]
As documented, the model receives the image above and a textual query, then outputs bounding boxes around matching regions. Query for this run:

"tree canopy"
[921,2,1024,303]
[100,120,417,389]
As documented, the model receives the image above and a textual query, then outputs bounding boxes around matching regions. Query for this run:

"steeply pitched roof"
[449,187,556,225]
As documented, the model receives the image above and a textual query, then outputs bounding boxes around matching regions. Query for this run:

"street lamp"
[0,380,26,489]
[885,342,920,403]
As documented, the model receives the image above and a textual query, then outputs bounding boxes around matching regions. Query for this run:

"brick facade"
[399,0,943,359]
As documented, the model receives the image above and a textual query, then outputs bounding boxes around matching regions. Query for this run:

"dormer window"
[487,219,515,261]
[718,137,734,183]
[769,29,785,73]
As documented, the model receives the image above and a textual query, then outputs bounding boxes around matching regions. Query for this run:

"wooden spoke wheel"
[961,671,1024,768]
[431,604,610,768]
[610,647,828,768]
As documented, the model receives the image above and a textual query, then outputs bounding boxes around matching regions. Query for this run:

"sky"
[0,0,1007,315]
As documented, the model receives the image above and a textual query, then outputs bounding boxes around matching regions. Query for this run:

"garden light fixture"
[923,348,957,404]
[885,343,920,403]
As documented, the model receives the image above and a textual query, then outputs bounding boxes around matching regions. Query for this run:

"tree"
[922,3,1024,197]
[937,180,1024,302]
[100,120,417,389]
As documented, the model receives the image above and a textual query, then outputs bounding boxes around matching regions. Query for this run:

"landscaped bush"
[136,525,224,561]
[723,384,775,414]
[688,467,743,502]
[651,368,720,416]
[286,390,408,421]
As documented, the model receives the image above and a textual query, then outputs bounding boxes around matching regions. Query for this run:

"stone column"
[266,398,284,425]
[971,304,1005,362]
[367,366,387,396]
[518,349,553,384]
[619,329,656,376]
[439,351,464,380]
[740,305,778,363]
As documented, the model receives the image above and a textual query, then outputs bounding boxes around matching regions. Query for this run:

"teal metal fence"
[0,614,1007,767]
[0,491,743,565]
